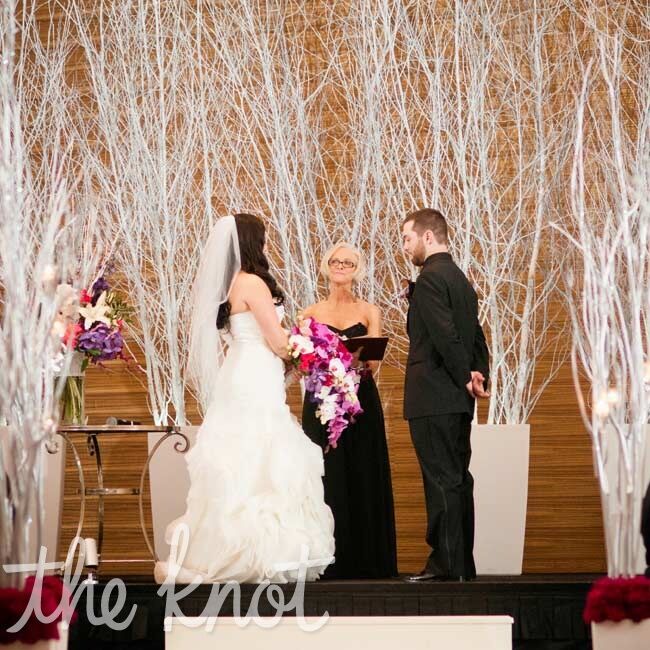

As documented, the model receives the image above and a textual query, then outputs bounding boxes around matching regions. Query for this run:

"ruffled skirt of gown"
[154,314,335,584]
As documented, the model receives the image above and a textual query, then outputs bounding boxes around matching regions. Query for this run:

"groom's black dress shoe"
[404,571,470,583]
[404,571,439,582]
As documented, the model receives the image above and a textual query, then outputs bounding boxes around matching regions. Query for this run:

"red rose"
[623,578,650,622]
[79,289,92,305]
[0,587,34,644]
[0,587,25,643]
[0,576,77,644]
[37,576,77,625]
[584,576,650,623]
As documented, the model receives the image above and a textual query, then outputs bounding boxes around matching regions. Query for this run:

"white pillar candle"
[84,538,98,567]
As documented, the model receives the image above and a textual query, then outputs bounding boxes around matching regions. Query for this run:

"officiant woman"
[301,241,397,579]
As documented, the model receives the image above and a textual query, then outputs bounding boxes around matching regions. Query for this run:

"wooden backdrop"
[57,350,603,575]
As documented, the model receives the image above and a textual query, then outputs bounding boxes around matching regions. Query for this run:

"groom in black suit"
[402,208,490,582]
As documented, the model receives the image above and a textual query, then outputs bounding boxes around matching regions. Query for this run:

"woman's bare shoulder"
[230,273,271,308]
[232,271,266,289]
[301,300,327,318]
[357,299,379,314]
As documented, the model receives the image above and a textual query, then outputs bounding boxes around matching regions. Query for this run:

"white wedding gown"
[154,307,335,584]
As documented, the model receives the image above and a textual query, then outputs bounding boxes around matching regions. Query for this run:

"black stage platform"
[68,574,598,650]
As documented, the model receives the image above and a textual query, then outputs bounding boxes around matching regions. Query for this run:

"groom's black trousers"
[408,412,476,579]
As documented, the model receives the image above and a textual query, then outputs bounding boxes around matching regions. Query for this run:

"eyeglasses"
[328,258,357,269]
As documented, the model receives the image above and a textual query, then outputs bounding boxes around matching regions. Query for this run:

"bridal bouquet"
[288,317,363,448]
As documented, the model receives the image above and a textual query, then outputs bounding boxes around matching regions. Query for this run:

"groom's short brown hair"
[403,208,448,244]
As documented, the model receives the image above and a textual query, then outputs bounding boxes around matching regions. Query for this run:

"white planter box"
[592,619,650,649]
[470,424,530,575]
[148,426,199,560]
[165,615,514,650]
[6,622,68,650]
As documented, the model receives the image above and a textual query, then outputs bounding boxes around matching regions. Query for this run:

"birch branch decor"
[70,0,216,424]
[0,0,72,587]
[57,0,647,434]
[553,27,650,576]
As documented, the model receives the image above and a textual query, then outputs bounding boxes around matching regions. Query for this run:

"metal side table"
[55,424,189,572]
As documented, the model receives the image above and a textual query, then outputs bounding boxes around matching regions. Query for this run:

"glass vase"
[59,352,86,425]
[60,375,85,425]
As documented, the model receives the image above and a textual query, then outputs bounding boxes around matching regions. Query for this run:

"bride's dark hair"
[217,212,284,330]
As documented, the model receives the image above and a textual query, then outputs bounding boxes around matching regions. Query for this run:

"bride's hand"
[284,365,301,386]
[350,346,364,370]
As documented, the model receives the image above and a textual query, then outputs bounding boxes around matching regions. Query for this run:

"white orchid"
[78,291,112,329]
[328,357,346,379]
[316,400,337,424]
[337,374,357,392]
[317,385,335,401]
[288,333,314,357]
[346,391,359,405]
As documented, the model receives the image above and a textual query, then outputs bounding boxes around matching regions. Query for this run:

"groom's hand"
[399,279,415,300]
[470,371,490,398]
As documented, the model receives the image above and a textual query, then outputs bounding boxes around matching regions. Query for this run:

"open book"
[340,337,389,361]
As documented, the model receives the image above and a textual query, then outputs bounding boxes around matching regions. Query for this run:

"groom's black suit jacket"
[404,252,490,419]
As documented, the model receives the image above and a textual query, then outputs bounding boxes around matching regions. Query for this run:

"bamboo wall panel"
[59,347,605,576]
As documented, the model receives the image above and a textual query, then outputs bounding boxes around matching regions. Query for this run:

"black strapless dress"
[301,322,398,578]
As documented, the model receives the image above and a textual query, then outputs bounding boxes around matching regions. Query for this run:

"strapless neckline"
[326,322,368,338]
[230,304,284,319]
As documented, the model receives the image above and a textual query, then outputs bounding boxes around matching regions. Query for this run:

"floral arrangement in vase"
[288,317,363,449]
[53,275,133,423]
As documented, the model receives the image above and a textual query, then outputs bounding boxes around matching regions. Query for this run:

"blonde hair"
[320,241,366,283]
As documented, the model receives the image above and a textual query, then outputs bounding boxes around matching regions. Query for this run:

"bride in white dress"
[154,213,335,584]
